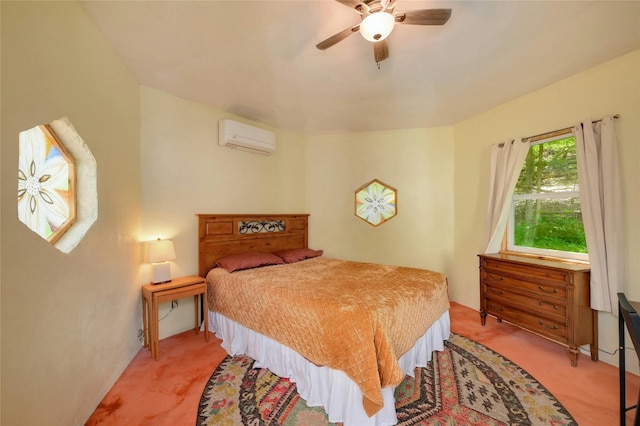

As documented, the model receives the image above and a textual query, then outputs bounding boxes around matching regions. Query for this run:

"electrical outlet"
[171,300,178,309]
[137,329,144,342]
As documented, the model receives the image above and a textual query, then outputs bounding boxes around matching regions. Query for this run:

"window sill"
[498,250,590,267]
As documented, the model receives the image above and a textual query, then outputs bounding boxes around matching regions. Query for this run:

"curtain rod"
[524,114,620,143]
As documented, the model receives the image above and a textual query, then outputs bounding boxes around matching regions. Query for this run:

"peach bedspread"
[206,256,449,417]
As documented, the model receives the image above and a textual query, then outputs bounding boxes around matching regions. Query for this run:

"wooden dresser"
[479,253,597,366]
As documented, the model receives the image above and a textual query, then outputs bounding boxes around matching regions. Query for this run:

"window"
[506,134,588,261]
[17,118,97,254]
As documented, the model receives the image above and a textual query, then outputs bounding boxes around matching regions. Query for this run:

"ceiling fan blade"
[395,8,452,25]
[335,0,370,14]
[316,24,360,50]
[373,40,389,63]
[385,0,397,12]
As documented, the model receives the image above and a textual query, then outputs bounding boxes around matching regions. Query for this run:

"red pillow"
[273,248,323,264]
[214,252,284,272]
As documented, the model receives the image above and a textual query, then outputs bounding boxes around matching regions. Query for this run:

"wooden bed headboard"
[197,214,309,277]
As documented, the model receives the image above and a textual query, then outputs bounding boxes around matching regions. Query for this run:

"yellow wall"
[1,2,142,424]
[139,86,306,338]
[452,49,640,371]
[305,128,455,273]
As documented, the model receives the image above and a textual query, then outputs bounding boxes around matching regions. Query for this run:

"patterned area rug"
[197,333,576,425]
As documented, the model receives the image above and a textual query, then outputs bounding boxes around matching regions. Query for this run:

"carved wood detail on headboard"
[197,214,309,277]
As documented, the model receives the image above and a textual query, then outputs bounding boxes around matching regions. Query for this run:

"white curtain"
[484,138,530,253]
[574,116,623,312]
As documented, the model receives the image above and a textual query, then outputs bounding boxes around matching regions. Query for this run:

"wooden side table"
[142,275,209,360]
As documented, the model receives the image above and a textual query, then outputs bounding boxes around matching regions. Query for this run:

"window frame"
[504,135,589,262]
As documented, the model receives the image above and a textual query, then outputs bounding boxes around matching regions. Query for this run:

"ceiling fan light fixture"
[360,12,395,42]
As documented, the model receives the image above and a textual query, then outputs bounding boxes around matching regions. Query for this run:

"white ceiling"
[81,0,640,135]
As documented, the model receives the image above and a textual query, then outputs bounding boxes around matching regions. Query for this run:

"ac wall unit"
[218,119,275,155]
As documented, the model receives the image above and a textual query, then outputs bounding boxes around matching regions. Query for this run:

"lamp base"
[151,262,172,284]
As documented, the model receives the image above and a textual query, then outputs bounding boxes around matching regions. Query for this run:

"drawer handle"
[538,320,559,330]
[490,288,505,295]
[489,303,504,312]
[538,285,558,294]
[489,274,504,281]
[539,301,559,310]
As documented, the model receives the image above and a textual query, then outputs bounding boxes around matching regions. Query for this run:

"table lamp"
[148,238,176,284]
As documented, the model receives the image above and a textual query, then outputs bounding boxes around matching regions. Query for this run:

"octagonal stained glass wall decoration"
[355,179,397,227]
[18,124,76,245]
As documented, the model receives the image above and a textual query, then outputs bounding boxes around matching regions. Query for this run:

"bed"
[197,214,450,426]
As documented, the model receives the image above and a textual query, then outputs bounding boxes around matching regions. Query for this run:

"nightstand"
[142,275,209,360]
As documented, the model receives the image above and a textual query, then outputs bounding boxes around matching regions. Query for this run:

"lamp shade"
[360,12,395,42]
[148,239,176,284]
[147,239,176,263]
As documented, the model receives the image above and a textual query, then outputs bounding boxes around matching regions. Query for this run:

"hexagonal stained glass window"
[355,179,397,226]
[18,124,76,245]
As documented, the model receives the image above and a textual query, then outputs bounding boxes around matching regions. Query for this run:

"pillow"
[214,251,284,272]
[273,248,323,264]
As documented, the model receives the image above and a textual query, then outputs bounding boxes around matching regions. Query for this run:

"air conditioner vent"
[218,119,275,155]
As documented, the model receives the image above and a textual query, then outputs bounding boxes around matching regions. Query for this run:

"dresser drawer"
[481,270,567,300]
[483,283,567,320]
[481,258,569,285]
[485,300,567,341]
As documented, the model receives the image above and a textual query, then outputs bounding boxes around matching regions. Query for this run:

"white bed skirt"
[208,309,451,426]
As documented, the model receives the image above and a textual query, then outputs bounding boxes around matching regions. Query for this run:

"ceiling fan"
[316,0,451,67]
